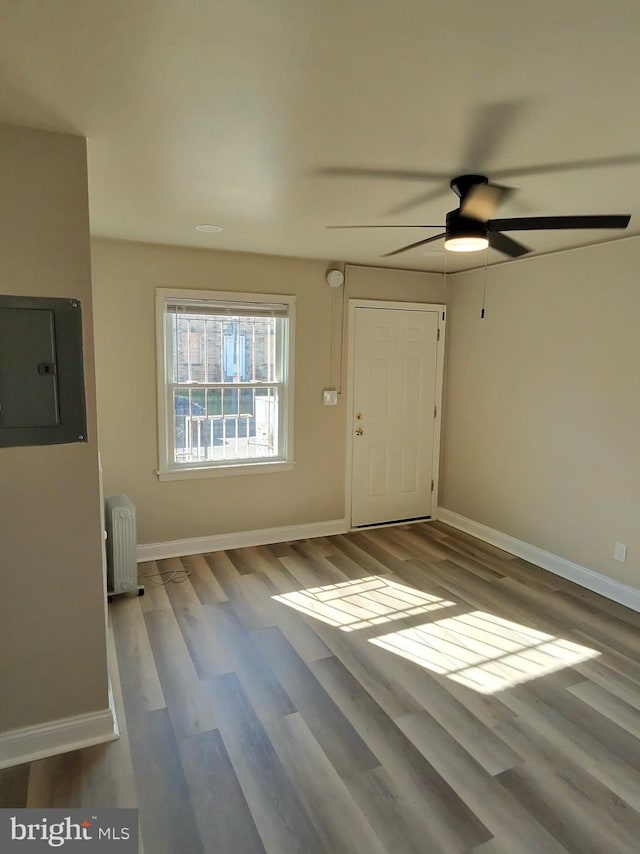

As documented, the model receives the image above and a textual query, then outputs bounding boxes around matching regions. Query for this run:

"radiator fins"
[105,494,138,595]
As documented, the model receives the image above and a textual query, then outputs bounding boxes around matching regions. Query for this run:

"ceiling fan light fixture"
[444,235,489,252]
[444,208,489,252]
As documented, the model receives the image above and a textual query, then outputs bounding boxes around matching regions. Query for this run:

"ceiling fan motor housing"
[449,173,489,200]
[446,208,488,240]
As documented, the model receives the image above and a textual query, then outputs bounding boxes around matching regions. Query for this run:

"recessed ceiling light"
[195,224,223,233]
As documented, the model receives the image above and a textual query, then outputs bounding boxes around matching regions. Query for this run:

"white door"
[350,305,441,527]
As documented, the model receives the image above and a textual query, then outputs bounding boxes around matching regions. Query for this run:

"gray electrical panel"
[0,295,87,447]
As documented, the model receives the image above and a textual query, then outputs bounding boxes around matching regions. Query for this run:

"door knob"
[355,427,364,436]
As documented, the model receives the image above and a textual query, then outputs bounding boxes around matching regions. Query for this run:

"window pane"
[253,318,275,382]
[206,318,222,382]
[207,388,222,416]
[189,319,204,366]
[173,390,208,461]
[223,321,238,380]
[171,385,280,464]
[239,388,254,416]
[191,388,205,412]
[254,388,279,455]
[223,388,239,415]
[172,311,278,386]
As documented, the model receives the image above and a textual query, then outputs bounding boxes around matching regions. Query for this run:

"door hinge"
[437,327,440,341]
[431,479,435,492]
[434,405,437,418]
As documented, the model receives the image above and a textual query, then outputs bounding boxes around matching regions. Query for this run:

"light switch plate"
[614,542,627,562]
[323,389,338,406]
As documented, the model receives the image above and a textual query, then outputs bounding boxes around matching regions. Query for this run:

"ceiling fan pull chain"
[481,247,489,319]
[443,248,448,301]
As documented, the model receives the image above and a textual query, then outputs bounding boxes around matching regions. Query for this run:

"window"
[156,289,295,480]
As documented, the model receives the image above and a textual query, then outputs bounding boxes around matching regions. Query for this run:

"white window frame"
[156,288,295,481]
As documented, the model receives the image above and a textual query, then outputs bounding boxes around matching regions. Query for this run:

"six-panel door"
[351,306,439,527]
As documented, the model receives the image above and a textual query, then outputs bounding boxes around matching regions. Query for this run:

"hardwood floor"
[3,521,640,852]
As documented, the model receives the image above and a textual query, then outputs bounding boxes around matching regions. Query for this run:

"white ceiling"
[1,0,639,272]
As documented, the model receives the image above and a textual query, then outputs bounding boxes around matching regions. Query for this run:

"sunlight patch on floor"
[272,576,455,631]
[369,610,600,693]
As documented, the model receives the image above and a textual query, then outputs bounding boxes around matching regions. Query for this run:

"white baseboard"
[437,507,640,613]
[0,683,119,770]
[137,517,349,562]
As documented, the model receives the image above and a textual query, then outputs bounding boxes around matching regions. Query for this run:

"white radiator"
[105,494,140,597]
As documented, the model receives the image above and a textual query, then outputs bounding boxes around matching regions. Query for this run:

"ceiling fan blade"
[382,233,446,257]
[327,224,444,229]
[489,232,531,258]
[489,215,631,231]
[460,100,529,170]
[383,186,451,217]
[461,183,513,221]
[491,154,640,181]
[317,167,450,182]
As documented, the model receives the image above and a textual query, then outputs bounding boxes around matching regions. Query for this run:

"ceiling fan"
[328,173,631,258]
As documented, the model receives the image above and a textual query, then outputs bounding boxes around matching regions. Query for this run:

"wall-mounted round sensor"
[195,224,223,233]
[326,269,344,288]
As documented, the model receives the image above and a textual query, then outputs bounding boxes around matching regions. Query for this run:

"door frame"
[344,299,447,529]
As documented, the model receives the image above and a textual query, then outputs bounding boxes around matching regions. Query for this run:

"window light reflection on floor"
[273,576,599,694]
[272,576,455,631]
[370,610,599,693]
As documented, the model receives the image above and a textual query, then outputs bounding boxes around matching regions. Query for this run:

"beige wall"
[91,240,443,544]
[441,237,640,586]
[0,124,109,732]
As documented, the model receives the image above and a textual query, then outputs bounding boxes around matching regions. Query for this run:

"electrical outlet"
[614,542,627,562]
[323,389,338,406]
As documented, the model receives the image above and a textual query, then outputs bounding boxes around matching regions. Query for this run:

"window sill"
[157,460,295,481]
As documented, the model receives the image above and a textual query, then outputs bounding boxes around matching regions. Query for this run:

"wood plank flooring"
[3,521,640,852]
